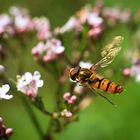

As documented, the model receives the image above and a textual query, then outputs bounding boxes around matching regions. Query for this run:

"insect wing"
[95,47,121,67]
[95,36,123,68]
[101,36,123,57]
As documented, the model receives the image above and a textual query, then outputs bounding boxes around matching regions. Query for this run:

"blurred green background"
[0,0,140,140]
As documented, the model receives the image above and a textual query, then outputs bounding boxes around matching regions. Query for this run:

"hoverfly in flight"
[69,36,124,105]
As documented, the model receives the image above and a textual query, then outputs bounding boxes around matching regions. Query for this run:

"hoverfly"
[69,36,123,105]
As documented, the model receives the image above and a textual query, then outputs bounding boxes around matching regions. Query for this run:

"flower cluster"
[0,6,34,36]
[123,60,140,82]
[32,38,65,62]
[56,4,103,38]
[33,17,51,41]
[63,92,77,105]
[55,2,132,39]
[60,109,72,118]
[0,117,13,138]
[16,71,44,97]
[9,6,34,34]
[102,7,131,26]
[0,7,51,39]
[0,2,140,139]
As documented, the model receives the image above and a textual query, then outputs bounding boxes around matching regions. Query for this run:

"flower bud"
[122,68,131,76]
[65,111,72,118]
[63,92,71,101]
[0,65,5,74]
[5,128,13,137]
[70,95,77,102]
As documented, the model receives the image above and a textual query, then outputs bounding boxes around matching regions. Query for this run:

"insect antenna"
[89,87,117,107]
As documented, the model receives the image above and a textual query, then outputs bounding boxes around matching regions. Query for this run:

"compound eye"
[69,67,80,81]
[70,74,76,81]
[70,68,76,80]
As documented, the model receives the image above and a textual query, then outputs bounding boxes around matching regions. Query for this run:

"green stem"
[31,96,52,117]
[20,96,44,139]
[43,66,63,139]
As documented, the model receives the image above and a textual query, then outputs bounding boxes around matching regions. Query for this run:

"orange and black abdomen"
[89,78,123,94]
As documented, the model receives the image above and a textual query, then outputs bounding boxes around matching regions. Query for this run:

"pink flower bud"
[70,95,77,102]
[65,111,72,118]
[123,68,131,76]
[5,128,13,137]
[0,65,5,74]
[63,92,71,101]
[61,109,72,118]
[27,90,34,97]
[88,27,102,38]
[68,99,74,104]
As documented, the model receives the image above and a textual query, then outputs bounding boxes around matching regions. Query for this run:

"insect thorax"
[77,68,93,83]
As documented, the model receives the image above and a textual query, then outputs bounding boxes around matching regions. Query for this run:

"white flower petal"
[0,94,13,100]
[33,71,41,80]
[37,80,44,87]
[1,84,10,94]
[0,84,12,100]
[87,13,103,27]
[24,72,33,83]
[53,46,64,54]
[136,74,140,82]
[16,71,44,96]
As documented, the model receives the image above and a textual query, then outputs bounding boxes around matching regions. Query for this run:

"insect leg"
[89,87,117,107]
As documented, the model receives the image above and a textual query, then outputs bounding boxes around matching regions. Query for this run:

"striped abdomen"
[89,77,123,94]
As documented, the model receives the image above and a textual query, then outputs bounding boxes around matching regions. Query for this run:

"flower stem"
[20,96,44,139]
[31,96,52,117]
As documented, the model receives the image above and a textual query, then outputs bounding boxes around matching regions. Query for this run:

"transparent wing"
[95,36,124,68]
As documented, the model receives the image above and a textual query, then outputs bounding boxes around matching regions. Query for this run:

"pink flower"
[88,26,103,38]
[103,7,120,26]
[14,15,34,33]
[63,92,77,105]
[17,71,44,97]
[122,68,131,77]
[120,9,131,23]
[103,7,130,25]
[5,128,13,137]
[9,6,28,16]
[58,16,83,34]
[32,42,47,60]
[33,17,51,40]
[43,38,65,62]
[87,13,103,27]
[0,14,11,35]
[9,6,34,34]
[63,92,71,101]
[130,60,140,82]
[61,109,72,118]
[92,1,103,15]
[32,38,64,62]
[0,117,13,138]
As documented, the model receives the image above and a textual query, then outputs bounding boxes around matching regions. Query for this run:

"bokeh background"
[0,0,140,140]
